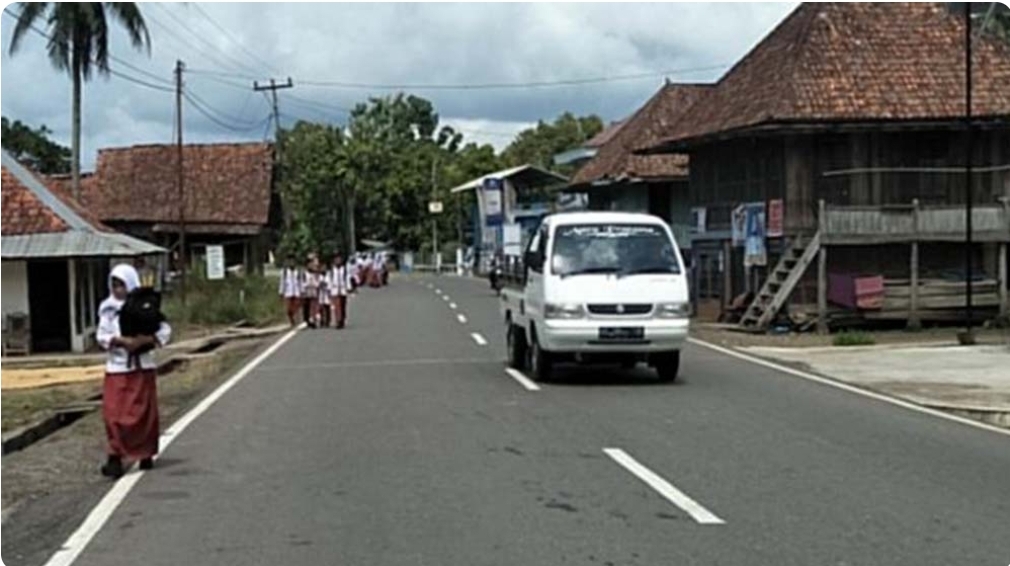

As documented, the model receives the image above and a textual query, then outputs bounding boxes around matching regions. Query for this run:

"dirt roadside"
[0,340,266,566]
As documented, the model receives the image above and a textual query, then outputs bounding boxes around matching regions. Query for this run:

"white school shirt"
[96,300,172,373]
[327,265,355,296]
[278,268,302,298]
[301,270,320,296]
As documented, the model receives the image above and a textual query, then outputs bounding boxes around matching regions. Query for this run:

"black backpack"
[118,287,165,365]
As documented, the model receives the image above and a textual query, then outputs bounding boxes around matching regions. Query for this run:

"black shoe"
[101,456,124,479]
[139,458,154,470]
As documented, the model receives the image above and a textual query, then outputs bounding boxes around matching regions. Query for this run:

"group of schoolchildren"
[278,250,389,329]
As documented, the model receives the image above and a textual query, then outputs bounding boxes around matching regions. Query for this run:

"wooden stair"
[739,232,822,332]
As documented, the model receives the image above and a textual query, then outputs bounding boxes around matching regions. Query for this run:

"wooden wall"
[689,127,1010,236]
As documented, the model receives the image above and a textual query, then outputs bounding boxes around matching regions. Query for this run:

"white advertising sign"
[206,245,225,280]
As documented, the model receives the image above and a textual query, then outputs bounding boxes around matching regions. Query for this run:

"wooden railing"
[820,198,1010,244]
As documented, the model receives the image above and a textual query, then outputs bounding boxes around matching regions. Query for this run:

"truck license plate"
[598,327,644,340]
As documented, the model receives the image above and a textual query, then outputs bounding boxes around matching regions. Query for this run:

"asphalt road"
[64,274,1009,566]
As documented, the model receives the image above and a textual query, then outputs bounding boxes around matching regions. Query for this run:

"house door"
[648,185,672,222]
[28,260,71,353]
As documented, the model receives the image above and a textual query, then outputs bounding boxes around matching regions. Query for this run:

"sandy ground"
[1,365,105,391]
[0,342,261,566]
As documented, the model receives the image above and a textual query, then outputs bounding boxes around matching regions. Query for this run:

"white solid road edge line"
[505,368,541,391]
[42,325,303,566]
[471,332,488,346]
[687,337,1010,438]
[457,314,468,324]
[603,448,725,525]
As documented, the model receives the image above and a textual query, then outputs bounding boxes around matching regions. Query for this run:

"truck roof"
[543,211,668,227]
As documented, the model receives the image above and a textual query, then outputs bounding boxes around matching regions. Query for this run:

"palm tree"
[8,3,150,201]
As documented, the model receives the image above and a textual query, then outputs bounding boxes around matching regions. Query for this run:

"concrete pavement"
[40,275,1010,566]
[742,343,1010,426]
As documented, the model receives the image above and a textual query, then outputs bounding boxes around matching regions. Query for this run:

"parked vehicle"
[499,212,690,382]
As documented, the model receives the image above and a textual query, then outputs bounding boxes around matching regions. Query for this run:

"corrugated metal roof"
[449,164,568,194]
[1,231,164,259]
[1,149,166,259]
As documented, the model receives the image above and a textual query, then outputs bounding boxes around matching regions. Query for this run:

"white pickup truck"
[499,212,691,382]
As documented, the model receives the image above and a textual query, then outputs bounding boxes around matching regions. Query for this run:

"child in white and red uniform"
[97,263,172,479]
[278,254,302,327]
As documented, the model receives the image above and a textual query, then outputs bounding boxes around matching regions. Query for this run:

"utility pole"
[253,78,294,145]
[175,59,187,304]
[254,78,294,234]
[431,157,439,274]
[961,2,975,344]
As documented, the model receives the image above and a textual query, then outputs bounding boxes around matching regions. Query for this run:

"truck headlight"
[655,302,690,318]
[544,302,585,319]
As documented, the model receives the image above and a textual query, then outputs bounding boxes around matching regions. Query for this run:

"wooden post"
[1001,198,1010,319]
[817,200,828,334]
[722,239,732,313]
[908,199,921,330]
[999,242,1008,319]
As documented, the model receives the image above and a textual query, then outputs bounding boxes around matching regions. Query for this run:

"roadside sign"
[206,245,225,280]
[428,200,444,214]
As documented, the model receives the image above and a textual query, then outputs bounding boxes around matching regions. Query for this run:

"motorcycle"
[489,264,502,292]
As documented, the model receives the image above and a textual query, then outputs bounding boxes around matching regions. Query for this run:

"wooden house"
[565,82,712,250]
[639,2,1010,330]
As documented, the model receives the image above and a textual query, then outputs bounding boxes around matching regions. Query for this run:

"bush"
[163,274,283,328]
[832,331,876,347]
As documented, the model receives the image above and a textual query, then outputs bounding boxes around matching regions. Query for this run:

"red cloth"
[285,297,301,325]
[103,369,159,460]
[332,295,348,328]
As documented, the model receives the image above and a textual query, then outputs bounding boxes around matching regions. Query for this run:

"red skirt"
[103,369,159,460]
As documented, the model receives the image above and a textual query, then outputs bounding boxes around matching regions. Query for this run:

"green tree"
[500,112,603,173]
[979,3,1010,44]
[1,116,71,174]
[344,93,462,251]
[8,2,150,201]
[277,120,346,258]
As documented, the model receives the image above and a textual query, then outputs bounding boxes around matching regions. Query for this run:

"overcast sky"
[1,2,796,170]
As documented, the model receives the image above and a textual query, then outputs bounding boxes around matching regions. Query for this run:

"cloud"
[1,2,797,169]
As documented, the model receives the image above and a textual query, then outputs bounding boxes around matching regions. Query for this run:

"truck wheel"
[654,351,680,383]
[507,324,528,370]
[528,333,553,382]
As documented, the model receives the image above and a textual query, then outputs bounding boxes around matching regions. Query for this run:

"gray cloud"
[1,2,796,169]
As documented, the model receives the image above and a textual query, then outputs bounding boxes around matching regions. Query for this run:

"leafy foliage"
[276,94,600,258]
[832,331,876,347]
[500,112,603,174]
[7,2,150,200]
[1,116,71,174]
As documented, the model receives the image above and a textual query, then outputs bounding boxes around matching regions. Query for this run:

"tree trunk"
[70,50,82,202]
[345,190,357,254]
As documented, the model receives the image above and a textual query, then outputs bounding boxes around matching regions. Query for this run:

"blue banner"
[483,177,503,226]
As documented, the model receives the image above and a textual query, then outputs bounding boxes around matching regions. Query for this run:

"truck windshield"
[550,223,681,277]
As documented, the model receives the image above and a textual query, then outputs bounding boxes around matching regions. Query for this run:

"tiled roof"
[2,166,69,235]
[2,156,111,236]
[2,150,163,258]
[571,83,711,186]
[47,172,101,215]
[642,3,1010,150]
[93,142,274,225]
[583,120,627,149]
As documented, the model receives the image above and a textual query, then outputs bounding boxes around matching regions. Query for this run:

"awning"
[449,164,568,194]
